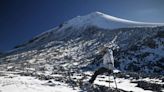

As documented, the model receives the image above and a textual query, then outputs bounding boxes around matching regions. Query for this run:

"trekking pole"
[113,74,118,89]
[108,74,110,87]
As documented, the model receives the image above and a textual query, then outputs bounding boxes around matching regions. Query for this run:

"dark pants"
[89,67,112,84]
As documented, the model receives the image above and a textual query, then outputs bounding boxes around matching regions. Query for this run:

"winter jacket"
[102,49,115,70]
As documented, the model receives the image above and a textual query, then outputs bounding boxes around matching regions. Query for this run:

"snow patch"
[0,74,80,92]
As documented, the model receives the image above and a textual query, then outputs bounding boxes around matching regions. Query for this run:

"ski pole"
[109,75,110,87]
[113,74,118,89]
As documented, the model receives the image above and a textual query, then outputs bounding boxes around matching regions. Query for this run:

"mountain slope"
[0,11,164,92]
[1,12,164,74]
[10,12,164,52]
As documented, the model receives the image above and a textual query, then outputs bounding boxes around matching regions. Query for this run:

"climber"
[89,46,116,84]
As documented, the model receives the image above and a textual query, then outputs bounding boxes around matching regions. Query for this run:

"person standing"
[89,47,115,84]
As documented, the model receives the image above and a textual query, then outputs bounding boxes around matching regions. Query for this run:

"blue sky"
[0,0,164,52]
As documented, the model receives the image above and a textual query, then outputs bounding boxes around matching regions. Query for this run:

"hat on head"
[99,46,108,54]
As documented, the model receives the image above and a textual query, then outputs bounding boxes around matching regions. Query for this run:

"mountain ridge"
[0,12,164,75]
[0,11,164,92]
[64,11,164,29]
[10,12,164,52]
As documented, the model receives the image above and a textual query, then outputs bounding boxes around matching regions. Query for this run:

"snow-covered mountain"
[8,12,163,52]
[1,11,164,74]
[0,12,164,92]
[64,11,164,29]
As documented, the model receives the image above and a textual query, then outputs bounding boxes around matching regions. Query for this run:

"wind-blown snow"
[63,11,164,29]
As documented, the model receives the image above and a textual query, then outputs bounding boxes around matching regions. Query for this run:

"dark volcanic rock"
[136,81,164,92]
[85,84,129,92]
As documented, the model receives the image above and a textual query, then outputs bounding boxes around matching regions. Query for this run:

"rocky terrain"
[0,12,164,92]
